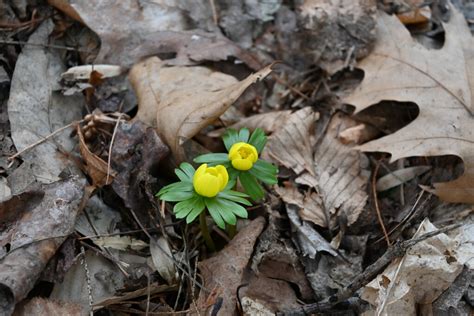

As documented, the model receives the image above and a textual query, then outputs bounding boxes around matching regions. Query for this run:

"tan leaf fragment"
[194,217,266,315]
[275,183,327,227]
[77,125,116,187]
[216,110,293,135]
[265,107,319,175]
[129,57,272,158]
[313,113,370,227]
[343,6,474,203]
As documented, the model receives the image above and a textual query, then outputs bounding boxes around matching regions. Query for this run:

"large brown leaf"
[129,57,272,158]
[344,6,474,203]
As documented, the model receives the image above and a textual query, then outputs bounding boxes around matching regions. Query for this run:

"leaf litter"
[0,1,473,315]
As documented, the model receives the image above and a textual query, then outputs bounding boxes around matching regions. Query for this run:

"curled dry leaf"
[61,65,123,81]
[265,107,319,175]
[129,57,272,158]
[194,217,266,315]
[344,6,474,203]
[76,124,116,187]
[150,237,177,285]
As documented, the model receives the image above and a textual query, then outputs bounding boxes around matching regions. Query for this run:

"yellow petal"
[249,145,258,162]
[194,173,220,197]
[215,165,229,190]
[193,164,207,185]
[228,142,245,160]
[232,158,253,171]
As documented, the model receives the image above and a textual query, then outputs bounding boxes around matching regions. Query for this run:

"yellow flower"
[193,164,229,197]
[228,142,258,171]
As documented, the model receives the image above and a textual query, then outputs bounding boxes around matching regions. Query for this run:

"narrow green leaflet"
[185,197,205,223]
[218,191,252,206]
[215,199,237,225]
[174,198,197,218]
[194,153,229,164]
[237,128,250,143]
[179,162,195,179]
[175,168,191,182]
[248,128,267,153]
[219,198,249,219]
[205,198,226,229]
[157,181,193,196]
[239,172,264,201]
[223,129,239,151]
[159,190,195,202]
[254,159,278,173]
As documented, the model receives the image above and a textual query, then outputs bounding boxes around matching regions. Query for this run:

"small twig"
[0,39,91,52]
[208,0,218,25]
[279,222,463,315]
[271,74,310,101]
[80,245,94,316]
[106,114,124,184]
[8,121,81,162]
[372,161,391,246]
[146,272,151,316]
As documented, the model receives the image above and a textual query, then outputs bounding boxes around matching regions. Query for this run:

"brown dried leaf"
[275,182,327,227]
[14,297,83,316]
[344,6,474,203]
[76,125,115,187]
[313,113,370,227]
[265,107,319,175]
[195,217,266,315]
[129,57,272,158]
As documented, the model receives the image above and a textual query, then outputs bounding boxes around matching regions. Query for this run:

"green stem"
[199,211,215,251]
[227,224,236,239]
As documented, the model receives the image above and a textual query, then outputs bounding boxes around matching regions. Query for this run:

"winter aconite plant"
[157,162,252,249]
[194,128,278,200]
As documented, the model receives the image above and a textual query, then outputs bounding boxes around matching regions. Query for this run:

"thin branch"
[372,161,391,246]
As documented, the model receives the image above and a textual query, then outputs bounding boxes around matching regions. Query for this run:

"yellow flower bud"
[228,142,258,171]
[193,164,229,197]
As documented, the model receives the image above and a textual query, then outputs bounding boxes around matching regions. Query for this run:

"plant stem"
[199,211,215,251]
[227,224,236,239]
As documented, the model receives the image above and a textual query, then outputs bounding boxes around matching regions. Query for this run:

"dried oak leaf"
[129,57,272,158]
[344,7,474,203]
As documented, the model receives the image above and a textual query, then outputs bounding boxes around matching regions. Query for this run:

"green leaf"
[248,128,267,153]
[239,172,264,201]
[174,198,196,218]
[223,178,237,191]
[218,198,248,218]
[179,162,195,179]
[157,182,193,196]
[185,197,205,223]
[223,129,239,151]
[205,198,226,229]
[215,200,237,225]
[159,190,195,202]
[175,168,191,182]
[237,128,250,143]
[194,153,229,164]
[254,159,278,173]
[249,166,278,185]
[218,191,252,206]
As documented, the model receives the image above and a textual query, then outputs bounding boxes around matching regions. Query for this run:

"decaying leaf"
[344,6,474,203]
[215,110,293,135]
[129,57,272,158]
[312,113,370,227]
[61,65,123,81]
[265,107,319,175]
[0,177,85,315]
[50,0,259,68]
[376,165,431,192]
[8,20,83,184]
[14,297,83,316]
[361,219,467,315]
[195,217,266,315]
[150,237,177,285]
[275,182,327,227]
[286,205,338,258]
[76,125,116,187]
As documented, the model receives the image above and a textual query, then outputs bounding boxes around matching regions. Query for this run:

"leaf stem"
[200,211,215,251]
